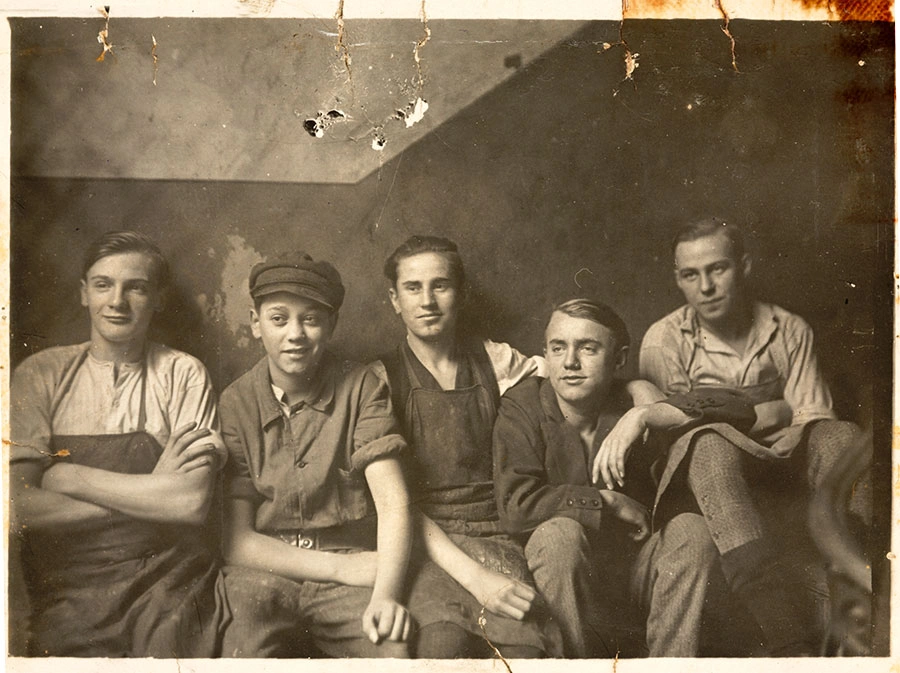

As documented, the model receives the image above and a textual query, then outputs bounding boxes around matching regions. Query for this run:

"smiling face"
[674,231,752,330]
[544,311,627,411]
[251,292,335,393]
[81,252,161,359]
[389,252,461,345]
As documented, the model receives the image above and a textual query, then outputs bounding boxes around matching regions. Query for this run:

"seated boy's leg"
[805,420,864,508]
[304,581,410,658]
[220,565,312,657]
[687,430,816,655]
[524,517,604,657]
[631,513,719,656]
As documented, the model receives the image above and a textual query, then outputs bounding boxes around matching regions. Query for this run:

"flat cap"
[249,251,345,310]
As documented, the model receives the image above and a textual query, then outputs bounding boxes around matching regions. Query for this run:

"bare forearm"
[366,458,413,601]
[11,485,116,532]
[416,512,483,590]
[42,463,213,525]
[224,528,356,585]
[372,504,412,602]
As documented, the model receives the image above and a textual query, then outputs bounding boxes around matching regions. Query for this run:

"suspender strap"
[379,346,410,425]
[467,339,500,410]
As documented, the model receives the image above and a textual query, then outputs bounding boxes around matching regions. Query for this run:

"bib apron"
[23,355,227,657]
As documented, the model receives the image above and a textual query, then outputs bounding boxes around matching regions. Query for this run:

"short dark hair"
[671,217,746,262]
[549,298,630,350]
[81,230,170,288]
[383,235,466,288]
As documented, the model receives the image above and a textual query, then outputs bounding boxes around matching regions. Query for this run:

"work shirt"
[639,301,835,447]
[220,353,406,534]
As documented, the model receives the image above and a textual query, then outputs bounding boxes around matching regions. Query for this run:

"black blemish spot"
[326,109,345,119]
[504,54,522,69]
[303,119,320,136]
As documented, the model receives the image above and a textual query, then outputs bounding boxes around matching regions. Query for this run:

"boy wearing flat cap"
[217,252,413,658]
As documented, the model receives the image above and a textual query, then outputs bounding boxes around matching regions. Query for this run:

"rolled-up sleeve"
[780,316,836,426]
[484,340,547,396]
[349,364,407,473]
[493,389,604,535]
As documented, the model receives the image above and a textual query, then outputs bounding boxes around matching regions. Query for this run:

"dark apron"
[396,345,559,654]
[23,362,226,657]
[401,344,502,538]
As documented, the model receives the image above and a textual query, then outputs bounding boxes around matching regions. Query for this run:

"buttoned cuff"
[556,486,605,531]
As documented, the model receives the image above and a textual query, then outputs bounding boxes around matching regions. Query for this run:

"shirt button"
[298,461,307,468]
[579,498,587,505]
[300,537,313,549]
[566,499,574,506]
[592,499,600,507]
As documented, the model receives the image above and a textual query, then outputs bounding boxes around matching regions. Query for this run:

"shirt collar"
[539,377,565,423]
[252,354,337,428]
[679,301,778,353]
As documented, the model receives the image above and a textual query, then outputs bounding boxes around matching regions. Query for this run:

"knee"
[660,514,717,564]
[525,517,590,574]
[221,565,298,619]
[809,419,859,449]
[807,419,861,487]
[688,431,744,480]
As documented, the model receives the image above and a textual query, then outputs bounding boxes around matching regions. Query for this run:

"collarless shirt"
[11,341,222,467]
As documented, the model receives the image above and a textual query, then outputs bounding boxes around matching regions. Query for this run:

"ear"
[741,254,752,279]
[80,279,88,307]
[614,345,629,371]
[388,287,401,315]
[250,308,261,339]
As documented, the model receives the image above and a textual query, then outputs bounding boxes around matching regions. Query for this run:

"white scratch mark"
[404,97,429,128]
[96,6,113,62]
[574,267,595,288]
[413,0,431,92]
[151,34,158,86]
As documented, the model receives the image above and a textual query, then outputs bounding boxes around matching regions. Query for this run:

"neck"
[555,392,607,433]
[90,334,146,364]
[405,331,458,367]
[269,362,321,405]
[698,302,753,347]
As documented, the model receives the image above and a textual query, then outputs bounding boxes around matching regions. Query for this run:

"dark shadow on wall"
[9,18,894,655]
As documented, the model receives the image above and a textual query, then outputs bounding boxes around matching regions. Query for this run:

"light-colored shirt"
[639,301,835,446]
[11,342,222,467]
[482,339,547,396]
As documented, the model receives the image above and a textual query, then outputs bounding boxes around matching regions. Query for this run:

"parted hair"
[550,298,631,350]
[383,235,466,289]
[81,230,170,288]
[671,217,746,262]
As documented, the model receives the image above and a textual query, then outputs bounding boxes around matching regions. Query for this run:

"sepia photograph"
[3,2,894,670]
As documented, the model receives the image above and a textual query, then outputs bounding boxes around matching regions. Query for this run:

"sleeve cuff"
[350,433,405,473]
